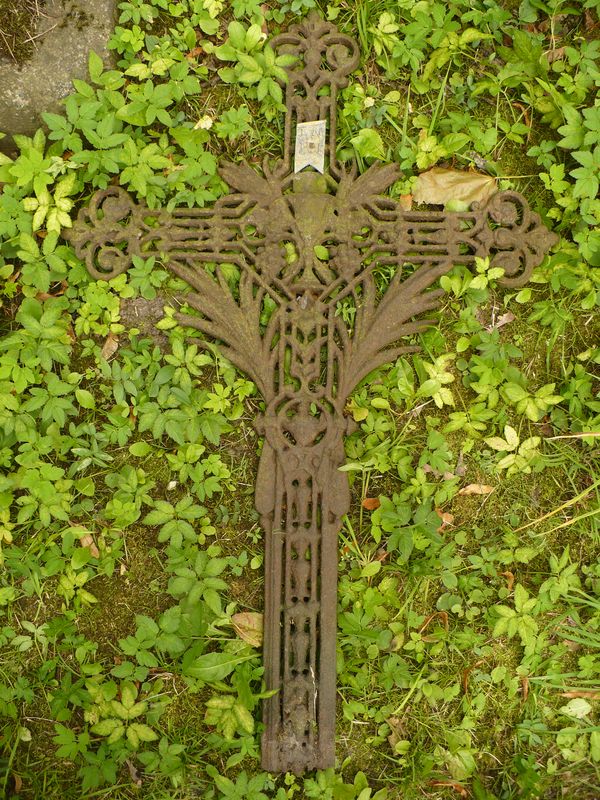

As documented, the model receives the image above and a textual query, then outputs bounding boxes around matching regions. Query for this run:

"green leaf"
[361,561,381,578]
[121,682,137,710]
[215,107,252,142]
[128,722,158,743]
[227,20,247,50]
[125,63,151,79]
[183,651,253,682]
[502,384,528,403]
[91,718,120,736]
[351,128,385,161]
[485,436,511,452]
[591,731,600,762]
[71,548,91,570]
[490,666,507,683]
[143,502,175,525]
[494,605,516,618]
[75,389,96,409]
[19,232,40,257]
[129,441,153,457]
[88,51,104,84]
[515,288,532,303]
[504,425,520,449]
[233,703,254,734]
[245,24,263,51]
[560,698,592,719]
[558,106,584,149]
[513,583,529,612]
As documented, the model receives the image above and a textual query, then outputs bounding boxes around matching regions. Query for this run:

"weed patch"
[0,0,599,798]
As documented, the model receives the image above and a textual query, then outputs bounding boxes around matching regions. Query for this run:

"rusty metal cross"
[68,12,557,774]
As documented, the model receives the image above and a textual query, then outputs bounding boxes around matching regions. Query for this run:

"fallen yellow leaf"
[458,484,495,496]
[435,509,454,531]
[231,612,263,648]
[101,333,119,360]
[413,168,497,206]
[80,533,100,559]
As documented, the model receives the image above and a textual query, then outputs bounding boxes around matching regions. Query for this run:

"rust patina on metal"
[68,12,558,774]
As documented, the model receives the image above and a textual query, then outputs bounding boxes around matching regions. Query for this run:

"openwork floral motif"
[69,187,159,281]
[68,11,557,774]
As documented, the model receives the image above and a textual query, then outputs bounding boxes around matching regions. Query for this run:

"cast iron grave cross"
[69,12,556,775]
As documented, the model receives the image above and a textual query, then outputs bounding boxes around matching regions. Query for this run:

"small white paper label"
[294,120,326,174]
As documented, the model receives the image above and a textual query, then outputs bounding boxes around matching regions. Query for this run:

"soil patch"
[119,295,175,351]
[0,0,46,63]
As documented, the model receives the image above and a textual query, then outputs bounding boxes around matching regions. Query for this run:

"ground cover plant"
[0,0,599,798]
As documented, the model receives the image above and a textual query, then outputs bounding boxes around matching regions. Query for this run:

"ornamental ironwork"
[68,12,557,774]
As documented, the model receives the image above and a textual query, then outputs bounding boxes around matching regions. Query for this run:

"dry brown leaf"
[585,10,599,32]
[512,101,532,131]
[560,690,600,699]
[545,46,566,63]
[398,194,413,211]
[101,333,119,360]
[539,421,554,437]
[487,310,515,331]
[36,282,66,300]
[428,780,468,797]
[419,611,449,634]
[125,759,143,788]
[435,509,454,531]
[458,483,495,496]
[462,659,485,694]
[413,168,497,206]
[501,570,515,592]
[362,497,381,511]
[231,612,263,648]
[386,716,407,751]
[80,533,100,559]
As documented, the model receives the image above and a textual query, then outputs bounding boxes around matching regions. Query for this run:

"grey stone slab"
[0,0,116,153]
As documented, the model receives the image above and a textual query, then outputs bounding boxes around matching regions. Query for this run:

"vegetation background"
[0,0,598,798]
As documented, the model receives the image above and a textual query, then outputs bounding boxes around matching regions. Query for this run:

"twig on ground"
[22,21,59,44]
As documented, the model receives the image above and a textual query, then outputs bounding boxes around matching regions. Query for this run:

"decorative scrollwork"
[271,12,359,98]
[471,191,557,286]
[272,11,360,176]
[68,187,155,281]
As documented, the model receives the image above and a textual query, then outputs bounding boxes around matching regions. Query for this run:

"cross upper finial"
[270,11,359,177]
